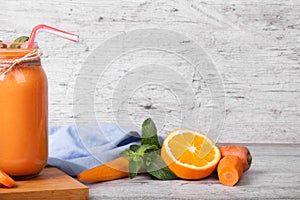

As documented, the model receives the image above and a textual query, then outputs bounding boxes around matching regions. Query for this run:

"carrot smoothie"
[0,46,48,179]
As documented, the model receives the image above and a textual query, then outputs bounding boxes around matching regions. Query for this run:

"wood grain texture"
[0,167,88,200]
[0,0,299,143]
[88,144,300,199]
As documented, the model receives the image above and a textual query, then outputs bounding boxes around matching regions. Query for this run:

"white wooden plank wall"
[1,0,299,143]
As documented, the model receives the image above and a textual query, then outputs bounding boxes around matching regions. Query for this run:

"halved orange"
[161,129,221,179]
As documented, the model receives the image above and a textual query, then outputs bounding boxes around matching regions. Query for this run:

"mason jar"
[0,43,48,179]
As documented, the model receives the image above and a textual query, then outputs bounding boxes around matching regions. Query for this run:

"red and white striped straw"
[26,24,79,48]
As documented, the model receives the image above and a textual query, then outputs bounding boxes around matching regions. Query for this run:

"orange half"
[161,129,221,179]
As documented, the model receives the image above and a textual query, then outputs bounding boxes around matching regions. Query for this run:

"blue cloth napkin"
[47,123,141,176]
[47,122,144,176]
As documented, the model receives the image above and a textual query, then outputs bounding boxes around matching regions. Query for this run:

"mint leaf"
[142,118,160,148]
[0,43,7,48]
[14,36,29,43]
[120,149,135,160]
[144,151,177,180]
[9,43,21,48]
[128,156,143,179]
[130,144,140,152]
[149,165,178,180]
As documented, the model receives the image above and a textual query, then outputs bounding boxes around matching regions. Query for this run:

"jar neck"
[0,49,41,64]
[0,48,36,59]
[0,49,42,78]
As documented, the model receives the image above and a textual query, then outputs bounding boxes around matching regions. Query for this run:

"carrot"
[0,169,15,188]
[217,155,243,186]
[218,145,252,172]
[77,157,129,182]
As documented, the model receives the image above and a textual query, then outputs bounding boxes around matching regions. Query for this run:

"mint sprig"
[121,144,159,178]
[120,118,178,180]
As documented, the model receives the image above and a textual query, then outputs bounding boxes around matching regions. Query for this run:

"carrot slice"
[77,157,129,182]
[0,169,15,188]
[217,155,243,186]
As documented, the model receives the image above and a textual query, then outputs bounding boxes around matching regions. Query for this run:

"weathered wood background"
[1,0,299,144]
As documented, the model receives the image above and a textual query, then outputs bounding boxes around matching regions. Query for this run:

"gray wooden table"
[88,144,300,199]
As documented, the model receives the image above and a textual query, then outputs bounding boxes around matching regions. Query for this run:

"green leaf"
[120,149,135,160]
[129,144,140,152]
[9,43,21,48]
[144,152,178,180]
[145,155,152,167]
[14,36,29,43]
[149,166,178,180]
[128,156,144,179]
[141,118,160,148]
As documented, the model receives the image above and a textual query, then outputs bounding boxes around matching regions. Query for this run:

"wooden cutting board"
[0,167,88,200]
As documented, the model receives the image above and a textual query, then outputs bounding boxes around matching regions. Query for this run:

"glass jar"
[0,45,48,179]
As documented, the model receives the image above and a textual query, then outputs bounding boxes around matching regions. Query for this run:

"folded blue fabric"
[47,123,143,176]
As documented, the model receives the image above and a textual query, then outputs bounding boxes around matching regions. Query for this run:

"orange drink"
[0,44,48,179]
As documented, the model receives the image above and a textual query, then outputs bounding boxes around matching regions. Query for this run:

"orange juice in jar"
[0,43,48,179]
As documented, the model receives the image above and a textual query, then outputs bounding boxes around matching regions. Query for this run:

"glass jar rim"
[0,42,39,58]
[0,42,38,49]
